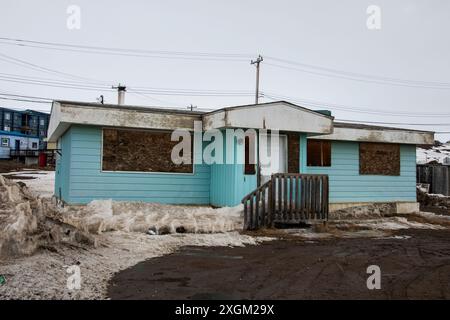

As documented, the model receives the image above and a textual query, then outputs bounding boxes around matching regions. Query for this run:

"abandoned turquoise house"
[47,100,434,213]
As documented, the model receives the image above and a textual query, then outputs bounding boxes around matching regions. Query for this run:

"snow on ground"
[417,143,450,164]
[0,231,269,299]
[62,200,243,234]
[0,170,272,299]
[1,169,449,299]
[1,171,55,198]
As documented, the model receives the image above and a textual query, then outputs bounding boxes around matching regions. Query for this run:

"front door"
[15,139,20,150]
[259,134,287,184]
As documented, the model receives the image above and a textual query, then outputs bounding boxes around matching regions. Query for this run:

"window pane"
[359,143,400,175]
[322,141,331,166]
[102,129,193,173]
[244,136,256,175]
[307,140,331,167]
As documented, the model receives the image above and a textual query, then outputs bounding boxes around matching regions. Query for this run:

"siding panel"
[63,125,210,205]
[306,141,416,203]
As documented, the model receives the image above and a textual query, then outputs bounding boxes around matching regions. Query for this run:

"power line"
[265,56,450,90]
[0,92,53,101]
[262,91,450,117]
[0,37,251,62]
[0,96,51,104]
[3,36,450,91]
[335,119,450,126]
[0,52,110,85]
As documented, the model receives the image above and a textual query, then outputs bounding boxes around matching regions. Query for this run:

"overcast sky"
[1,0,449,141]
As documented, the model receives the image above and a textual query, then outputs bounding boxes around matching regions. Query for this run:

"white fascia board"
[310,127,434,145]
[47,102,200,142]
[203,102,333,134]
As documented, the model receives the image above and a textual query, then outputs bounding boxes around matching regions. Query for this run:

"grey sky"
[1,0,449,141]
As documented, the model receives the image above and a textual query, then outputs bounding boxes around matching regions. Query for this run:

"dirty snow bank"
[1,171,55,198]
[348,216,446,231]
[61,200,244,234]
[281,215,447,240]
[0,231,270,299]
[0,175,94,258]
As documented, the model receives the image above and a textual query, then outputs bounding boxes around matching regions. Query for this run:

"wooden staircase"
[241,173,329,230]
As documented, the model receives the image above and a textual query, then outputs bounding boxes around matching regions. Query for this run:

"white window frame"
[1,137,9,147]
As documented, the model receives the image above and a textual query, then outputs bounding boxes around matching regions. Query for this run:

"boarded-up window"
[307,140,331,167]
[244,136,256,175]
[287,133,300,173]
[359,142,400,176]
[102,128,193,173]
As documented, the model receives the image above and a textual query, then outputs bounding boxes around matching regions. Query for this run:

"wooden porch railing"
[242,173,329,230]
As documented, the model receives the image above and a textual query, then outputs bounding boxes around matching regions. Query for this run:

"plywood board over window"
[287,133,300,173]
[102,128,193,173]
[359,142,400,176]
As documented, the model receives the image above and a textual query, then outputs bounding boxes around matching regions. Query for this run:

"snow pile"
[61,200,244,234]
[0,175,94,258]
[0,175,42,257]
[417,143,450,164]
[1,171,55,198]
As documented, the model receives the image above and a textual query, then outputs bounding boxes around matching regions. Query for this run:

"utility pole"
[187,104,197,111]
[251,55,263,104]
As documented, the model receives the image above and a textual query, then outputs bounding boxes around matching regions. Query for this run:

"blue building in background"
[0,107,50,160]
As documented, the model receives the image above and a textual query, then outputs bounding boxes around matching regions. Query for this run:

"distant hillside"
[417,143,450,164]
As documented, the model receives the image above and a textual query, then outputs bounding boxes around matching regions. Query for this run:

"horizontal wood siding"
[210,132,257,207]
[54,128,71,200]
[306,141,416,203]
[64,125,210,204]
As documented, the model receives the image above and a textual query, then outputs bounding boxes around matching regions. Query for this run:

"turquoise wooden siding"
[305,141,416,203]
[57,125,210,205]
[210,132,257,207]
[299,133,307,173]
[54,128,71,200]
[55,125,417,206]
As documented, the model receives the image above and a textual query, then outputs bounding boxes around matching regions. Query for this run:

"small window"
[40,119,45,126]
[4,113,10,121]
[4,126,10,132]
[307,140,331,167]
[32,142,38,149]
[359,142,400,175]
[1,138,9,147]
[244,136,256,175]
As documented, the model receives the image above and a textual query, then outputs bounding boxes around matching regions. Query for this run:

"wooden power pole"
[251,55,263,104]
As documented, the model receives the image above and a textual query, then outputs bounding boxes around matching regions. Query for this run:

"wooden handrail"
[242,173,329,230]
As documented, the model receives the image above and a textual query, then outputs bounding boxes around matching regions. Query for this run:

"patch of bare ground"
[108,228,450,300]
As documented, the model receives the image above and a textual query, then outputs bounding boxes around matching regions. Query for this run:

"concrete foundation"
[329,201,420,219]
